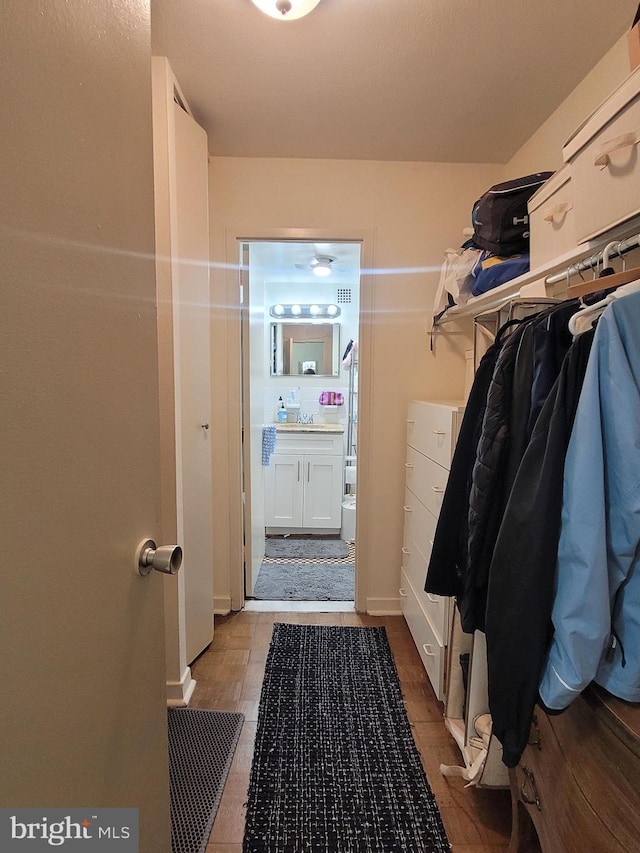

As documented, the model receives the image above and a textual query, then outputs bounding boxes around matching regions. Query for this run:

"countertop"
[273,423,344,434]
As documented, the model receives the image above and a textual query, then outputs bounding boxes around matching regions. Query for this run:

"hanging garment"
[464,301,582,633]
[424,329,509,599]
[484,327,595,768]
[539,290,640,710]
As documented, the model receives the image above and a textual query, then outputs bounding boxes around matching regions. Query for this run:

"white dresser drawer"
[404,446,448,518]
[528,165,577,268]
[406,400,463,469]
[400,569,446,700]
[402,486,436,561]
[400,535,450,646]
[563,66,640,242]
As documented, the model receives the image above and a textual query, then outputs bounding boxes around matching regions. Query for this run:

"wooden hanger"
[567,267,640,299]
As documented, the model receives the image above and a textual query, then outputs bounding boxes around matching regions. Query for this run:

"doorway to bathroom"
[240,239,361,605]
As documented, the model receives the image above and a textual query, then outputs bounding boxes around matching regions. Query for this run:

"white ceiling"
[151,0,637,164]
[248,240,362,283]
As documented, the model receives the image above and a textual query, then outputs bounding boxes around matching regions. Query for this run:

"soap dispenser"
[276,396,287,423]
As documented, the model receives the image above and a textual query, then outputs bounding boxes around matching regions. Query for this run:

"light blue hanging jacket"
[539,288,640,710]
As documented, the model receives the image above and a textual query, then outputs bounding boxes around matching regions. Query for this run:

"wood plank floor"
[190,610,513,853]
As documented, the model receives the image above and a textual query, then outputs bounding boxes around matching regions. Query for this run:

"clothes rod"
[545,233,640,286]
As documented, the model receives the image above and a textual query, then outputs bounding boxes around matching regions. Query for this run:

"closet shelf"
[435,216,640,322]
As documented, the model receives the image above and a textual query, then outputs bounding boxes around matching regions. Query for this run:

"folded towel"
[319,391,344,406]
[262,425,277,466]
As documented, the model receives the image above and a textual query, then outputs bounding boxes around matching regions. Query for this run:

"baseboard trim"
[214,596,232,615]
[366,597,402,616]
[166,666,197,707]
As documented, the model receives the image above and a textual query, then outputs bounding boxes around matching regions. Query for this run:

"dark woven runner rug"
[243,624,450,852]
[168,708,244,853]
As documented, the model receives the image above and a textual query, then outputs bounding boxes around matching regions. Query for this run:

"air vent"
[337,288,352,304]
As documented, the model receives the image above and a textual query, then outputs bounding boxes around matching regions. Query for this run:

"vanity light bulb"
[291,304,301,315]
[310,304,320,315]
[273,304,285,316]
[327,304,338,315]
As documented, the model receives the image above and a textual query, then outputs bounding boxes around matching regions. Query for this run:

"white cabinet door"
[264,453,304,526]
[303,455,343,528]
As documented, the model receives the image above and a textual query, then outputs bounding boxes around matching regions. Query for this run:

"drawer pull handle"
[427,593,439,603]
[401,547,411,555]
[543,201,573,223]
[432,486,444,493]
[403,505,413,512]
[594,131,640,169]
[422,643,436,657]
[520,765,542,811]
[528,714,542,750]
[399,588,408,597]
[406,419,415,425]
[404,462,414,469]
[432,429,446,435]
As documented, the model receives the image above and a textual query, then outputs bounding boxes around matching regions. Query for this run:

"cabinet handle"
[528,714,542,750]
[432,429,446,435]
[422,643,436,657]
[427,593,439,603]
[406,419,415,425]
[432,486,444,493]
[594,131,640,169]
[401,546,410,555]
[297,461,301,482]
[543,201,572,223]
[403,505,413,512]
[307,461,310,482]
[429,539,434,546]
[404,462,414,469]
[520,765,542,811]
[399,588,408,597]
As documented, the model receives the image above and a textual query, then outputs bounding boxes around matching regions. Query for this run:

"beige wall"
[208,157,503,611]
[506,35,630,177]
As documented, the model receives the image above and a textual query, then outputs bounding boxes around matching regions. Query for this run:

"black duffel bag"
[472,172,553,256]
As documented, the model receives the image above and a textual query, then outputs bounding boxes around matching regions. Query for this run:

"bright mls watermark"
[0,809,138,850]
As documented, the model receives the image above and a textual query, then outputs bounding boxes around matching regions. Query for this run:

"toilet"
[341,456,357,542]
[341,495,356,542]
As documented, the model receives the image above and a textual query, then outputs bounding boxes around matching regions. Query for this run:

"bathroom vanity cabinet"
[264,424,344,533]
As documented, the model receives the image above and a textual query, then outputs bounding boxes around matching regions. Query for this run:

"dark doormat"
[265,537,349,560]
[168,707,244,853]
[243,624,450,852]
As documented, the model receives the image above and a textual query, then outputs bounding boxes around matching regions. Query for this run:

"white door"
[173,102,214,664]
[264,454,304,526]
[1,4,170,852]
[303,455,344,527]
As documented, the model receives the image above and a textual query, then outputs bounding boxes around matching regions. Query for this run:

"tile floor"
[190,609,514,853]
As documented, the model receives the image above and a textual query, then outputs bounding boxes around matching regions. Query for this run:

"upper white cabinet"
[563,65,640,243]
[400,400,464,700]
[264,427,344,532]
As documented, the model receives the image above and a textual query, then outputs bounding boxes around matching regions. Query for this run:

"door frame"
[224,226,375,613]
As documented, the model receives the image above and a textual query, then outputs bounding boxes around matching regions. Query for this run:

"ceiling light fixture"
[312,259,332,277]
[250,0,322,20]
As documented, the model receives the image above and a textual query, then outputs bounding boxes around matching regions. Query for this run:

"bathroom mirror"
[270,322,340,376]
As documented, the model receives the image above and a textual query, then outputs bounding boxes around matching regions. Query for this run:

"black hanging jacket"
[424,325,515,599]
[485,328,595,767]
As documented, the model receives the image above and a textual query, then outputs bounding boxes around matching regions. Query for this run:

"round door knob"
[201,423,210,430]
[135,539,183,576]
